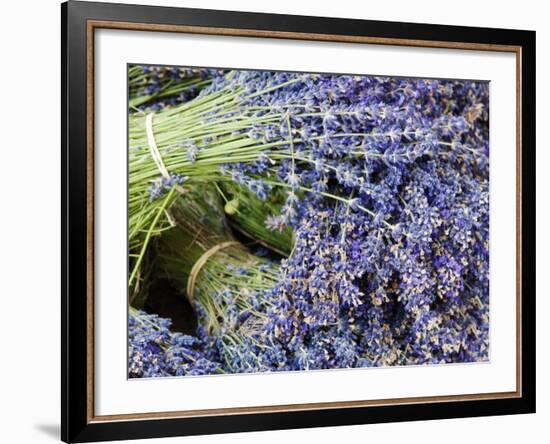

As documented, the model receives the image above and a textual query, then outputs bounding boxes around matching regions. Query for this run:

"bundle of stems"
[155,187,279,336]
[128,73,312,294]
[128,77,272,296]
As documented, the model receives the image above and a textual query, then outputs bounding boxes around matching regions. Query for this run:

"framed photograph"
[61,1,536,442]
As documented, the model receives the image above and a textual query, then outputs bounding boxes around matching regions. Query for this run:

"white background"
[0,0,547,443]
[95,29,516,415]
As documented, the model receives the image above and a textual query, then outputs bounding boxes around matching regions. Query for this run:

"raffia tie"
[186,241,241,301]
[145,113,186,194]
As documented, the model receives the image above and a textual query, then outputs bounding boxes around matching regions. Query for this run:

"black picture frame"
[61,1,536,442]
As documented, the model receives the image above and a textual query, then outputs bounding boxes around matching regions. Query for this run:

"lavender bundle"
[155,188,290,372]
[127,70,337,294]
